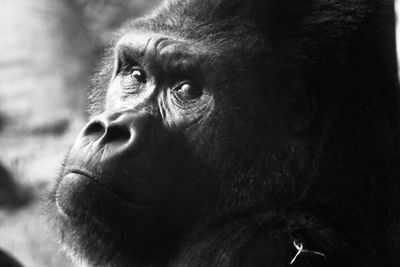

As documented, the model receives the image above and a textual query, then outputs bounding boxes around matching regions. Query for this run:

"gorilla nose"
[81,110,152,156]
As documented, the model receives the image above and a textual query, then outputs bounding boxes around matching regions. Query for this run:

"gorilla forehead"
[115,33,210,74]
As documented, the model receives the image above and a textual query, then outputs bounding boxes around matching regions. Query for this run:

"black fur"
[50,0,400,266]
[0,248,23,267]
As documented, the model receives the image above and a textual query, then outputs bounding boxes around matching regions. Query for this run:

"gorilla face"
[52,32,227,265]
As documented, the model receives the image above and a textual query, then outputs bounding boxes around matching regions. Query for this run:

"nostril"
[84,120,105,137]
[104,125,131,143]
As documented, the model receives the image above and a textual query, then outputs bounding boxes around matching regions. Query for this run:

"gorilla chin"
[54,169,184,266]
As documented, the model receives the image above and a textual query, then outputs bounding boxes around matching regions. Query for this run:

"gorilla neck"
[205,121,400,245]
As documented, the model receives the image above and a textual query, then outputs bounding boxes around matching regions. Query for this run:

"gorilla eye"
[173,83,202,101]
[131,69,147,83]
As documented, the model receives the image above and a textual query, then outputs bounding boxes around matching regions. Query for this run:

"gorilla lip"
[56,168,151,218]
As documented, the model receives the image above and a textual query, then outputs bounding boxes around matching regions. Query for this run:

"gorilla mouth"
[56,169,151,219]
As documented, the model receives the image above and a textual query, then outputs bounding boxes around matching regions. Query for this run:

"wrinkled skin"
[49,0,400,266]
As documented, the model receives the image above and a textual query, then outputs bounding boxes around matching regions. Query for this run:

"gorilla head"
[50,0,400,266]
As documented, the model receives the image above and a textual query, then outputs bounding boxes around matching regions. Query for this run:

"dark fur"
[50,0,400,266]
[0,248,23,267]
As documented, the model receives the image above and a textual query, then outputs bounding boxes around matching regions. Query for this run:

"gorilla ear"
[284,80,317,133]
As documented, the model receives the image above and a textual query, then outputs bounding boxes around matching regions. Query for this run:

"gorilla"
[49,0,400,266]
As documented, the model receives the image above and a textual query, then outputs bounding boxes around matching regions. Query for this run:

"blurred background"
[0,0,160,266]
